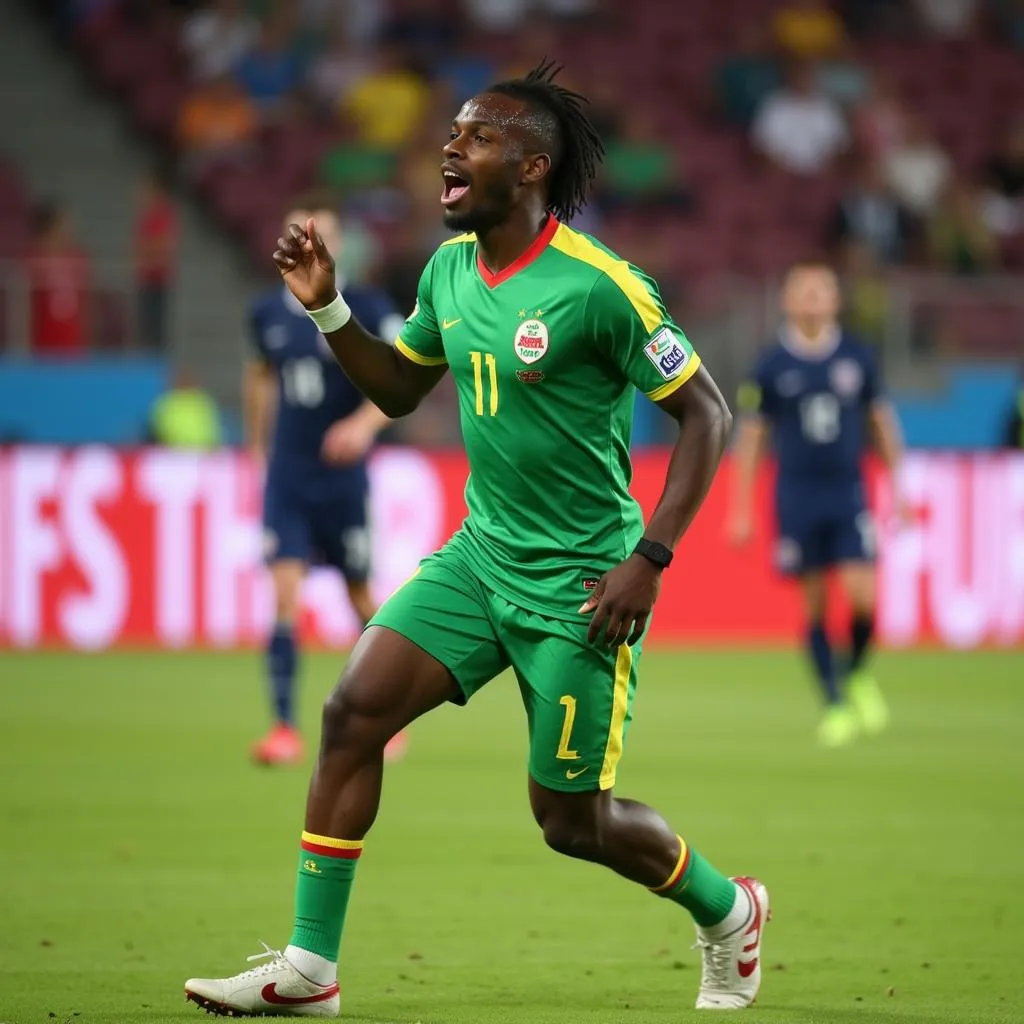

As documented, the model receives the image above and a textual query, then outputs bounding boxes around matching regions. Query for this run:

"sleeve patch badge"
[644,327,689,380]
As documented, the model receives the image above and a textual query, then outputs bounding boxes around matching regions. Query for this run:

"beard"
[442,176,516,234]
[444,207,500,233]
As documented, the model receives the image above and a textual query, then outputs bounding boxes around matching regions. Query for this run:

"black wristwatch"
[634,538,674,569]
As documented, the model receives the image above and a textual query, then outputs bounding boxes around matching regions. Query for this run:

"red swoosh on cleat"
[262,982,339,1005]
[736,878,763,979]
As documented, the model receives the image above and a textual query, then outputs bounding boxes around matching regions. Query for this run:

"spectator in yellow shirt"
[344,45,429,151]
[772,0,846,59]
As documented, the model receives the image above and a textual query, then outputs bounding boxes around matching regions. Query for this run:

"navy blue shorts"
[262,478,371,583]
[774,504,876,577]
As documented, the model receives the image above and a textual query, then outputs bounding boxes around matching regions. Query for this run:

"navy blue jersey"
[249,283,403,486]
[742,329,882,505]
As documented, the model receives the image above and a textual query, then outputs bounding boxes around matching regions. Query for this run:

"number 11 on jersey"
[470,351,498,417]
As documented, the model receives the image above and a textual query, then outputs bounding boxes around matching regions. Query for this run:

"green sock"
[650,835,737,927]
[288,831,363,961]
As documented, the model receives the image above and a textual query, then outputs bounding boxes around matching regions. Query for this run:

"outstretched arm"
[274,219,446,418]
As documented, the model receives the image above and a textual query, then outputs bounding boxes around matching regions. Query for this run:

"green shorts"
[370,543,642,792]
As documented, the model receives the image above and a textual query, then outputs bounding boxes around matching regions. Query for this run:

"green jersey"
[394,215,701,621]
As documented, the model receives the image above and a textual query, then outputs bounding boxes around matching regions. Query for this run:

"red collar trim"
[476,215,559,289]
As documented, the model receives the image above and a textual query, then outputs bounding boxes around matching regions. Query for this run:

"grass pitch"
[1,647,1021,1024]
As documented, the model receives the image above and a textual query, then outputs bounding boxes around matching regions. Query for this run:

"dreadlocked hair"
[488,59,604,222]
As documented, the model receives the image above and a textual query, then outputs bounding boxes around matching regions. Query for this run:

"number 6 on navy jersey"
[799,392,840,444]
[282,357,325,408]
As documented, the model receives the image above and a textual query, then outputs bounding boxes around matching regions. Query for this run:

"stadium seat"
[61,0,1024,296]
[130,77,187,139]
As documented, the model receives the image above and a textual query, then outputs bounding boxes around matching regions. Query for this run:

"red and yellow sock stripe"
[650,836,691,894]
[301,830,364,860]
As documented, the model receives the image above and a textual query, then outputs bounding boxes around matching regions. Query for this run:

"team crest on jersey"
[514,318,549,364]
[644,327,688,380]
[830,359,863,397]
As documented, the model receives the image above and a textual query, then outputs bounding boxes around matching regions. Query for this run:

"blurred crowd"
[8,169,177,358]
[8,0,1024,445]
[166,0,617,314]
[162,0,1024,315]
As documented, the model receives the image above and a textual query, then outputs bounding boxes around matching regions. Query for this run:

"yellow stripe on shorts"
[599,644,633,789]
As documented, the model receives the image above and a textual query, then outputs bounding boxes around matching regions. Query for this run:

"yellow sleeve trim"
[645,352,702,403]
[440,232,476,247]
[395,336,447,366]
[301,831,364,850]
[549,224,663,333]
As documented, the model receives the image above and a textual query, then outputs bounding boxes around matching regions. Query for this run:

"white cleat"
[695,877,770,1010]
[185,943,340,1017]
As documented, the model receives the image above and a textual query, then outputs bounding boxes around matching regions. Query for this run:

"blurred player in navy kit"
[245,193,408,766]
[729,262,905,748]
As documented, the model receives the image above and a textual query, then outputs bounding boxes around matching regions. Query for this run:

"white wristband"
[306,292,352,333]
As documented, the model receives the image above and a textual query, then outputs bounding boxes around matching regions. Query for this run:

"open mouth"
[441,170,470,207]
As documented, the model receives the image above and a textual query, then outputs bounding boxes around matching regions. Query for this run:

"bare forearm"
[731,419,765,517]
[322,318,425,418]
[645,383,733,549]
[870,402,904,492]
[276,222,442,418]
[353,399,391,434]
[244,399,264,451]
[874,424,902,474]
[243,369,273,453]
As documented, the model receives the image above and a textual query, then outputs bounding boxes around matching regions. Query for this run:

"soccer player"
[246,192,408,767]
[728,261,904,748]
[186,62,768,1015]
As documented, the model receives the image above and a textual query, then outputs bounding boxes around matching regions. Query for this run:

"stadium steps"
[0,0,256,413]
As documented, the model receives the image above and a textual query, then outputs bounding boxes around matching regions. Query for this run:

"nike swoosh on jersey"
[442,317,462,330]
[565,766,588,780]
[261,982,340,1005]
